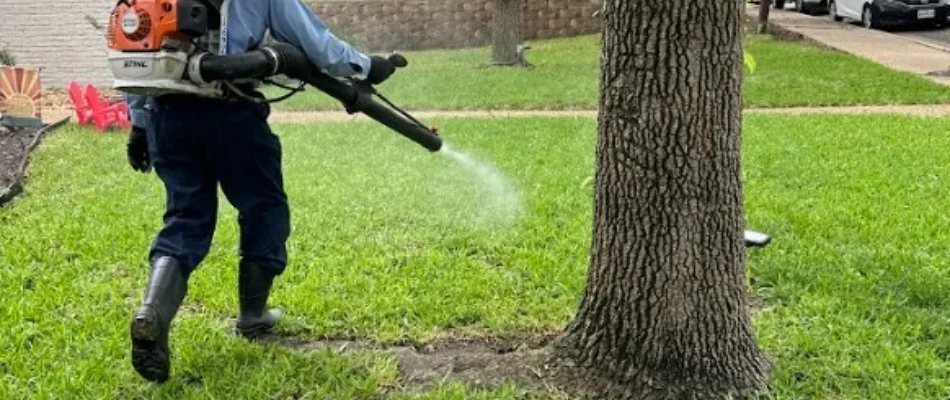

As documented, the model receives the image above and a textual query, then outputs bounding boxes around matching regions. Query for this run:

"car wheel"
[862,5,879,29]
[829,1,843,21]
[797,0,810,13]
[800,1,814,14]
[775,0,786,9]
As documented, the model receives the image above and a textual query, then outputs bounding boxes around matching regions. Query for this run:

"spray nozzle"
[387,52,409,68]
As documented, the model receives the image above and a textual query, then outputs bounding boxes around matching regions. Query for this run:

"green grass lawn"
[3,114,950,398]
[269,34,950,112]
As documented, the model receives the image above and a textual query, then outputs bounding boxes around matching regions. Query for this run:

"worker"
[122,0,397,384]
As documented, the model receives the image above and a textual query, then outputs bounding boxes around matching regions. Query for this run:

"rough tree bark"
[550,0,772,398]
[758,0,774,34]
[491,0,525,66]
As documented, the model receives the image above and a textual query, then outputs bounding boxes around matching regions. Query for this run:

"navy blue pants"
[144,93,290,278]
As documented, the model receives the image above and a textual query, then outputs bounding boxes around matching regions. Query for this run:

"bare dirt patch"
[393,340,556,394]
[0,126,43,205]
[260,332,572,396]
[0,127,40,187]
[0,118,69,206]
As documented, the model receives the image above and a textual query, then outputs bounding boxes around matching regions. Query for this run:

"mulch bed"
[0,118,69,207]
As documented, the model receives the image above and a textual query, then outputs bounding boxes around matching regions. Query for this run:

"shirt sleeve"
[124,93,150,129]
[267,0,372,80]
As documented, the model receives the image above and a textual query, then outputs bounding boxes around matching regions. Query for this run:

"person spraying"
[108,0,399,383]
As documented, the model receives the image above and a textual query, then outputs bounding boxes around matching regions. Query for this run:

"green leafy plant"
[744,50,757,72]
[0,48,15,66]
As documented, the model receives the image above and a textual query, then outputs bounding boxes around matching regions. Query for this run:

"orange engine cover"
[107,0,210,52]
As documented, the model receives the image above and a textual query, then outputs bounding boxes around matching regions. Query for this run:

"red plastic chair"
[82,84,130,131]
[66,81,94,125]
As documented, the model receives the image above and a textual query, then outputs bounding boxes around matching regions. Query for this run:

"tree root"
[480,45,534,69]
[479,60,534,69]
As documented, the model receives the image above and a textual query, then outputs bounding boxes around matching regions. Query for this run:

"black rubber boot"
[129,256,188,383]
[235,259,283,339]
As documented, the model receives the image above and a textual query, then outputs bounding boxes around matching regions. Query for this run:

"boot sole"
[235,321,277,339]
[130,309,170,383]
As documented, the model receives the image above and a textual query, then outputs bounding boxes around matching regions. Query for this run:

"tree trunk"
[758,0,773,34]
[491,0,523,65]
[551,0,772,398]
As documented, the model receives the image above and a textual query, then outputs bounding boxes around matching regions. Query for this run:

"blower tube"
[191,43,443,152]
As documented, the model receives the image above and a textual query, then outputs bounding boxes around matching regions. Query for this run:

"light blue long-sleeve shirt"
[125,0,373,128]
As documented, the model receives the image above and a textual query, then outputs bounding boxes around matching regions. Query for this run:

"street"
[893,25,950,48]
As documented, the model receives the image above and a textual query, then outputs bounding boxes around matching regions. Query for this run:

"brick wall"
[0,0,602,90]
[309,0,604,52]
[0,0,115,90]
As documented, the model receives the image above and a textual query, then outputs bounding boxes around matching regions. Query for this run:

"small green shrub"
[0,48,15,66]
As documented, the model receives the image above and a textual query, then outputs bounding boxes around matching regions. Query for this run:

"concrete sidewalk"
[37,103,950,126]
[260,104,950,124]
[749,6,950,85]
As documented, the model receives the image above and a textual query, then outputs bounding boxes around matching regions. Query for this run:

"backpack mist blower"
[103,0,442,152]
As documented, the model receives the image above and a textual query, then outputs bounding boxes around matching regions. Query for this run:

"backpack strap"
[204,0,223,11]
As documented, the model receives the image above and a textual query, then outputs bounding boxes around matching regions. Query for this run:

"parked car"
[794,0,830,14]
[750,0,829,15]
[828,0,950,29]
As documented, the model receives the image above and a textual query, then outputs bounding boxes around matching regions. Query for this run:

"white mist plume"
[437,144,524,229]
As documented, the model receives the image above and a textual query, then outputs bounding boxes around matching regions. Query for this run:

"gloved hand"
[127,125,151,173]
[367,55,396,85]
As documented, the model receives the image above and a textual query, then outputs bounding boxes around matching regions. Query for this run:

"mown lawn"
[2,114,950,399]
[269,34,950,112]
